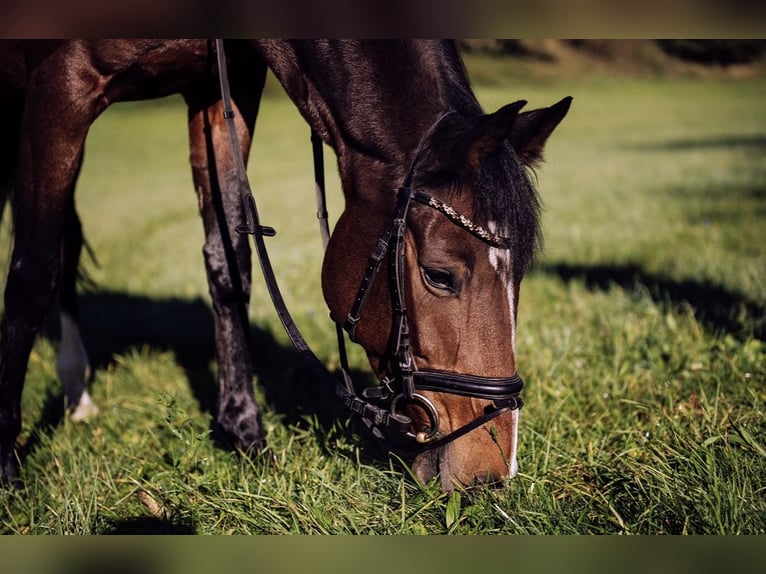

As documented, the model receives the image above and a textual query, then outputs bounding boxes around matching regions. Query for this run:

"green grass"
[1,56,765,534]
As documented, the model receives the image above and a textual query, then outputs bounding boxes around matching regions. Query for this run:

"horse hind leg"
[56,195,98,422]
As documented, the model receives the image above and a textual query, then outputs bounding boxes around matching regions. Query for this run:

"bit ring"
[391,392,440,443]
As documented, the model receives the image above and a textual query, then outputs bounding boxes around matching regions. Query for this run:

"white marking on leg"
[56,312,99,421]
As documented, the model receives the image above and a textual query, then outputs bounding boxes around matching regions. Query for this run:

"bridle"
[341,113,524,449]
[215,40,524,454]
[346,185,525,451]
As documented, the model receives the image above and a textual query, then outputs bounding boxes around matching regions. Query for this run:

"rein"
[214,39,523,453]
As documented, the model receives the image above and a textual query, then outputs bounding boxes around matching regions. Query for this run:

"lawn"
[1,52,764,534]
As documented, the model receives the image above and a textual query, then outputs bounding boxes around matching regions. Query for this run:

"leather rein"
[214,40,524,454]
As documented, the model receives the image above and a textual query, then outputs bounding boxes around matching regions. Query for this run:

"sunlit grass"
[1,59,764,534]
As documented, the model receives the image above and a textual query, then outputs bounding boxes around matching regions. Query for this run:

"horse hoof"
[0,455,22,491]
[212,414,265,455]
[68,391,100,422]
[237,431,266,455]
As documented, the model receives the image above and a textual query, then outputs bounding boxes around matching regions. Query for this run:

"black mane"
[257,39,544,279]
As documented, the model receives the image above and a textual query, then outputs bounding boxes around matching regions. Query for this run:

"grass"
[1,53,765,534]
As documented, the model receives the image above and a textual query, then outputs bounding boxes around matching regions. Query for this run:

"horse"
[0,40,570,492]
[0,39,268,485]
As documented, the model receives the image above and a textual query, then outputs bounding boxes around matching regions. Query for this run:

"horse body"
[0,39,569,492]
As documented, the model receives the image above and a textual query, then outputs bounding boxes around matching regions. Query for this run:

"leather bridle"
[214,40,524,454]
[340,125,524,450]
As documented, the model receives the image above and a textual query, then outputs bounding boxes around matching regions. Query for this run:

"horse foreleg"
[190,105,262,451]
[0,46,98,484]
[0,154,83,484]
[56,195,97,422]
[185,61,267,452]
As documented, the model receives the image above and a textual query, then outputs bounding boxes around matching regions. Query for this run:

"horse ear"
[509,96,572,167]
[463,100,527,171]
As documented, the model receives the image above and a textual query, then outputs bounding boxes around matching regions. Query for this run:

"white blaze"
[487,222,520,477]
[487,222,516,354]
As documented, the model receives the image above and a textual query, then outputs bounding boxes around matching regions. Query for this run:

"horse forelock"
[412,123,543,280]
[477,145,543,278]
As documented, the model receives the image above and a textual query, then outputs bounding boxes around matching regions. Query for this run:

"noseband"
[215,40,523,453]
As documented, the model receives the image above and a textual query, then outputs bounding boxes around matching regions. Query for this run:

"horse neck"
[253,40,480,203]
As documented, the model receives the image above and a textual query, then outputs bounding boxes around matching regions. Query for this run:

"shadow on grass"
[34,289,384,462]
[629,134,766,152]
[630,134,766,216]
[536,262,765,340]
[98,515,197,534]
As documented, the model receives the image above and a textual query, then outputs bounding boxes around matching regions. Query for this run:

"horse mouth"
[412,448,442,487]
[412,447,515,491]
[409,412,520,491]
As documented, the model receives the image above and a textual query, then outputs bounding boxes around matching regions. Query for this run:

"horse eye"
[423,267,456,293]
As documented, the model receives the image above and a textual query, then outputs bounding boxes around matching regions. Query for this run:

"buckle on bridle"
[362,376,397,401]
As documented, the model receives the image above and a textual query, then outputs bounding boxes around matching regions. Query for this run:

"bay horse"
[0,40,570,492]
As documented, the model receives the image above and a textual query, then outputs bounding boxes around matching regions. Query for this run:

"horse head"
[323,97,571,490]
